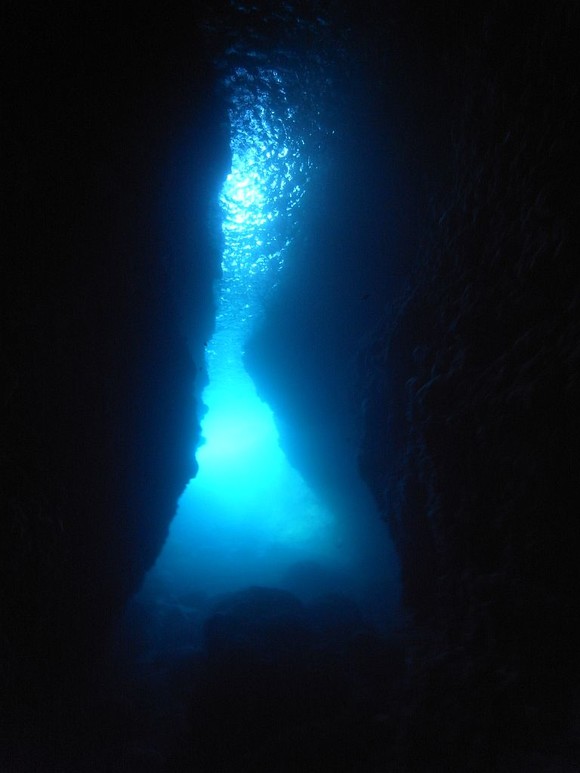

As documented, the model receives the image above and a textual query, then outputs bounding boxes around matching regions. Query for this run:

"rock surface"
[358,1,580,767]
[1,3,227,701]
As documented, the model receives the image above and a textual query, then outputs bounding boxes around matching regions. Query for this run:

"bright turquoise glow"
[153,363,344,595]
[214,64,312,341]
[148,56,344,596]
[196,380,280,490]
[221,154,268,233]
[189,370,336,547]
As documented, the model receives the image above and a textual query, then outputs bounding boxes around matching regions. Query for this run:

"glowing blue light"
[196,382,281,483]
[155,367,345,595]
[148,61,345,597]
[191,372,335,546]
[221,160,267,232]
[176,64,340,579]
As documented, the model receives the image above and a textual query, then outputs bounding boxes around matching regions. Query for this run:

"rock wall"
[1,4,227,700]
[358,1,580,766]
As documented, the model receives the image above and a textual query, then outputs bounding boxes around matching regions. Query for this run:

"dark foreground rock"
[1,2,227,750]
[359,1,580,768]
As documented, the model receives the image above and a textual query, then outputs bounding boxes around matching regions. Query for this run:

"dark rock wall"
[1,5,227,695]
[243,38,410,589]
[358,0,580,765]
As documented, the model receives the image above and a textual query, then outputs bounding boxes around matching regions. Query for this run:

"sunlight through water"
[150,38,345,594]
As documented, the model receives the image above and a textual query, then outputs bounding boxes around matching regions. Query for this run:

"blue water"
[142,2,399,614]
[144,8,350,599]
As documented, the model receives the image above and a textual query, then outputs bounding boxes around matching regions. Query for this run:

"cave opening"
[143,51,374,605]
[123,7,405,767]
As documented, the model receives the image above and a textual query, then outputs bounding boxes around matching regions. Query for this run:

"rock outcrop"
[1,4,227,703]
[359,1,580,766]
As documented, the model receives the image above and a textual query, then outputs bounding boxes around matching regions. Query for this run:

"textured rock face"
[359,1,580,765]
[1,5,227,694]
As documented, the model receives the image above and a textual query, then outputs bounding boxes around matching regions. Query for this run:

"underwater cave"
[3,1,580,771]
[144,30,400,613]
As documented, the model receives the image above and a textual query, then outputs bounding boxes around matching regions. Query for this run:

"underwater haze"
[142,0,400,618]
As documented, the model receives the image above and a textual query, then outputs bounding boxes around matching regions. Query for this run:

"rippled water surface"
[210,0,342,363]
